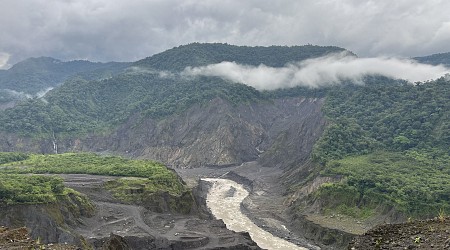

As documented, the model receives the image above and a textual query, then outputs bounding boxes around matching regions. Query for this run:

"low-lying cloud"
[182,52,450,90]
[0,52,10,69]
[1,87,53,100]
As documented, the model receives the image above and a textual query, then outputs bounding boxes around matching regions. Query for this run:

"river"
[203,178,308,250]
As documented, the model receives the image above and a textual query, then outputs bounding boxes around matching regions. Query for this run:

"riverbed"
[203,178,308,250]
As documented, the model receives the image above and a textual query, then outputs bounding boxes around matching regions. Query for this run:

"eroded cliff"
[0,96,325,170]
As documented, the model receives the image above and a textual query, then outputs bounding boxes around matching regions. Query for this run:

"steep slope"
[0,43,338,158]
[80,97,324,168]
[0,226,78,249]
[283,77,450,239]
[0,96,325,169]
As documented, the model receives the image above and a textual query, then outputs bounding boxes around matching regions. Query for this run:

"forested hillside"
[0,75,263,136]
[134,43,348,70]
[0,44,342,137]
[415,52,450,66]
[309,76,450,218]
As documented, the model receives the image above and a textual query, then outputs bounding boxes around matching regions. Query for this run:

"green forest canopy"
[311,77,450,218]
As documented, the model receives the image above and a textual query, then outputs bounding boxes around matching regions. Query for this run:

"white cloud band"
[182,52,450,90]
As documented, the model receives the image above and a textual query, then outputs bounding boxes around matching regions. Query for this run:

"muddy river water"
[203,178,307,250]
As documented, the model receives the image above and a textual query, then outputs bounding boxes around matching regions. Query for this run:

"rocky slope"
[0,173,262,249]
[0,96,325,170]
[0,193,94,247]
[0,226,79,250]
[349,217,450,249]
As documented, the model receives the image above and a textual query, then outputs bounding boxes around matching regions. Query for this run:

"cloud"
[0,52,11,69]
[1,89,32,99]
[182,52,450,90]
[125,66,175,78]
[35,87,54,98]
[1,0,450,66]
[1,87,53,100]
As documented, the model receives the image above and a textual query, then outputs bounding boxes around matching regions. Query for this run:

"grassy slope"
[0,152,188,207]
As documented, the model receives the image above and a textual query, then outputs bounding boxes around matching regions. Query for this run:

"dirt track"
[59,174,259,249]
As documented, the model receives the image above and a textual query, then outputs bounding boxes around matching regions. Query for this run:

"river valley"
[203,178,307,250]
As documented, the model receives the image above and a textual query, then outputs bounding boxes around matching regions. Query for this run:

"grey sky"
[1,0,450,68]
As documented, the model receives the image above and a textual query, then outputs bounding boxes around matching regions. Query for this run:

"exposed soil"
[348,217,450,249]
[306,213,371,235]
[0,226,78,250]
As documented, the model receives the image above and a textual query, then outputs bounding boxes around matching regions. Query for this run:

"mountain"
[0,43,340,137]
[0,56,131,95]
[0,43,339,171]
[414,52,450,66]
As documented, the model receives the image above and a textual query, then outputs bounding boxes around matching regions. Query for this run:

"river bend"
[203,178,307,250]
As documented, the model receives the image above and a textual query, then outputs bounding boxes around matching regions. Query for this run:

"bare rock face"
[52,97,325,169]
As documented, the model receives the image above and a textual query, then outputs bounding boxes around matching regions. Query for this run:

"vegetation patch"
[0,152,29,164]
[0,174,77,205]
[1,152,170,177]
[316,151,450,218]
[0,152,190,212]
[313,77,450,162]
[104,177,191,214]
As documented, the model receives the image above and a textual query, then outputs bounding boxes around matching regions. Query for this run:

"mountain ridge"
[0,56,131,95]
[134,43,350,70]
[414,52,450,66]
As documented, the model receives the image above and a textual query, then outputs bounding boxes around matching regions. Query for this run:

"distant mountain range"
[414,52,450,66]
[0,57,130,95]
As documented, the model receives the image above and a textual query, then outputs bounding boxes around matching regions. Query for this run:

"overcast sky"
[1,0,450,69]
